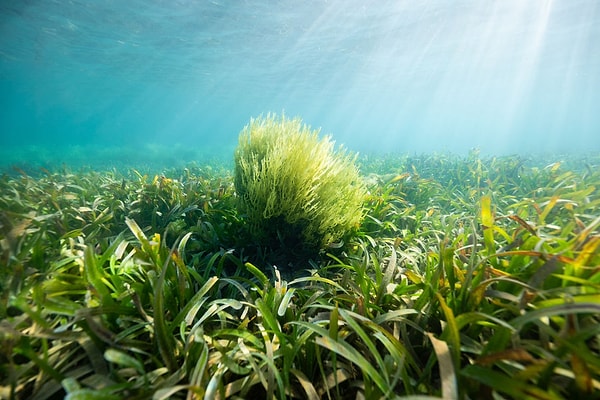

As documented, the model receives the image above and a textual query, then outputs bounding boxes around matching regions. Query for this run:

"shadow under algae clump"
[233,113,366,270]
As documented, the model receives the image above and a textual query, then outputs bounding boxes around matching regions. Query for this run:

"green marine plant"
[233,114,365,264]
[2,153,599,399]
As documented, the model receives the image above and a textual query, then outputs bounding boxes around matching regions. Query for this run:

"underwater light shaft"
[309,0,600,154]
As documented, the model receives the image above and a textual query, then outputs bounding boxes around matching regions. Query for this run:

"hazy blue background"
[1,0,599,168]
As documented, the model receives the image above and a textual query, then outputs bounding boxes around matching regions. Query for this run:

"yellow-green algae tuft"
[233,113,366,258]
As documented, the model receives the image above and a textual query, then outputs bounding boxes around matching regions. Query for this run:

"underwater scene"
[1,1,599,399]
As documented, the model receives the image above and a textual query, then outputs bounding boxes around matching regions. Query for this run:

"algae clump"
[234,114,365,263]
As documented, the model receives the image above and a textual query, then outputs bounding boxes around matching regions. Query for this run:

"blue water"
[1,0,599,168]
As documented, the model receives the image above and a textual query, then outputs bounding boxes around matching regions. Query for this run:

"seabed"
[1,151,599,399]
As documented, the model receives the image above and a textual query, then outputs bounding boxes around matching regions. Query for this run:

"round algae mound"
[234,114,365,256]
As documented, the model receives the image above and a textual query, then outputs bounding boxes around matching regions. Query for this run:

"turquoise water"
[1,1,599,169]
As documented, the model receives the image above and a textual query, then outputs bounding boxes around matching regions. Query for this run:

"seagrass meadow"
[1,152,599,399]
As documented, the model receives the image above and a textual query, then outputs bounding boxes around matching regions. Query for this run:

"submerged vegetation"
[1,152,599,399]
[234,114,365,266]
